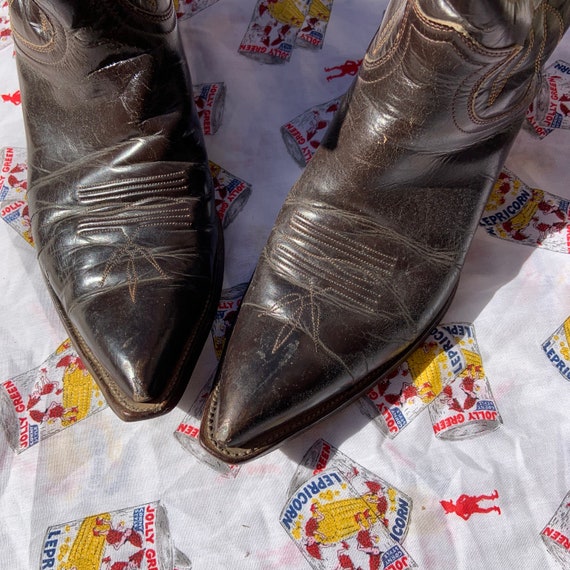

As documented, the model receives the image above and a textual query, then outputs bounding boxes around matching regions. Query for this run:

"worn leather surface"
[200,0,570,462]
[9,0,223,420]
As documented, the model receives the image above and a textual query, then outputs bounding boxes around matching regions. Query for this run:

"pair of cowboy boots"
[10,0,570,458]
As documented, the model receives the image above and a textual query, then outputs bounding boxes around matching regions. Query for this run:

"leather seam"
[9,1,56,54]
[412,0,517,58]
[363,1,411,71]
[270,246,383,313]
[76,170,188,190]
[488,32,534,106]
[410,0,546,130]
[459,3,565,129]
[77,221,195,234]
[290,211,397,270]
[78,185,189,202]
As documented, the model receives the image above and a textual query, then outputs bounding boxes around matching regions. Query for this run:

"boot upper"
[10,0,222,419]
[200,0,570,461]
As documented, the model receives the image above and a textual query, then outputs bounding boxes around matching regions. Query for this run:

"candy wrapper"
[480,168,570,254]
[0,339,107,453]
[533,60,570,130]
[211,282,249,359]
[288,439,413,544]
[39,501,184,570]
[429,363,502,440]
[542,316,570,382]
[296,0,334,50]
[525,101,555,139]
[174,371,241,477]
[281,467,416,570]
[281,96,342,166]
[525,59,570,138]
[239,0,312,64]
[193,82,226,135]
[0,146,27,201]
[0,147,32,244]
[174,0,219,20]
[541,491,570,569]
[1,198,33,245]
[359,323,478,437]
[211,161,252,228]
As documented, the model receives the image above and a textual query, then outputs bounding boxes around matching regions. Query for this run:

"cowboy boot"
[200,0,570,461]
[9,0,223,420]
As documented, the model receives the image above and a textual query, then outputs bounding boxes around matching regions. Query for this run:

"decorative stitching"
[543,2,565,43]
[267,211,400,314]
[291,212,396,273]
[46,220,223,416]
[488,34,533,106]
[273,245,386,314]
[99,228,169,303]
[76,170,187,191]
[259,286,321,355]
[412,0,515,57]
[77,171,190,204]
[202,283,457,460]
[364,1,410,69]
[76,199,196,233]
[78,185,188,203]
[9,1,56,53]
[461,2,566,128]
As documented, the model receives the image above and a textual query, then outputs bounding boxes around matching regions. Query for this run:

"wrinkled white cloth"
[0,1,569,569]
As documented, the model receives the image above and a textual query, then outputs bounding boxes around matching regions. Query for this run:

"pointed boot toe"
[10,0,223,419]
[65,254,223,420]
[200,210,456,462]
[201,0,570,461]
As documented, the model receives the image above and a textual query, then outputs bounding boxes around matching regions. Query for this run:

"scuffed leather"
[10,0,223,420]
[200,0,570,462]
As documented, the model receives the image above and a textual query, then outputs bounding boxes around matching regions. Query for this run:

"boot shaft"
[9,0,175,49]
[355,0,570,151]
[9,0,202,182]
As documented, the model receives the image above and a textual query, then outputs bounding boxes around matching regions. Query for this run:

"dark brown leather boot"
[200,0,570,461]
[10,0,223,420]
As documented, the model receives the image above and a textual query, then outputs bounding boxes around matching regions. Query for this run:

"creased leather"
[10,0,223,420]
[200,0,570,462]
